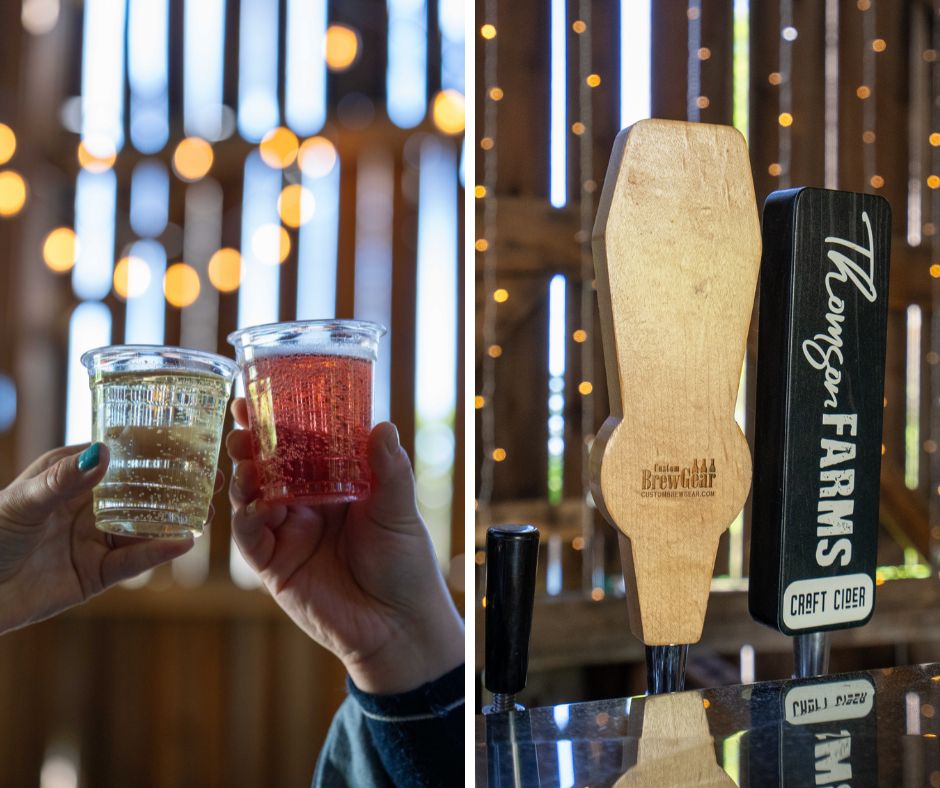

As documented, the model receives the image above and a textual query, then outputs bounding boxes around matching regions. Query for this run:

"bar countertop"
[476,663,940,786]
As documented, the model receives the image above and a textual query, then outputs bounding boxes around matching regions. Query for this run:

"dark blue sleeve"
[345,663,465,788]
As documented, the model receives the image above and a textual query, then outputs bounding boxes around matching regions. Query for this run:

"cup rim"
[226,319,388,349]
[80,344,239,378]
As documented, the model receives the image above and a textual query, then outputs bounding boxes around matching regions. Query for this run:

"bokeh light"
[0,171,27,216]
[0,124,16,165]
[207,248,242,292]
[113,255,152,299]
[77,140,116,172]
[42,227,78,272]
[277,184,315,228]
[259,126,299,169]
[163,262,200,307]
[298,136,338,177]
[21,0,59,35]
[172,137,213,182]
[432,89,465,135]
[251,224,291,265]
[325,24,359,71]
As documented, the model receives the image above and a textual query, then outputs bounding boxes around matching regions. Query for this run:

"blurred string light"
[163,262,200,308]
[208,248,242,292]
[238,0,279,142]
[65,302,111,444]
[278,183,315,228]
[477,0,499,525]
[77,140,116,173]
[184,0,226,140]
[0,171,26,217]
[549,0,566,207]
[130,160,169,238]
[123,240,166,343]
[297,138,339,319]
[112,255,152,300]
[0,124,16,164]
[386,0,427,128]
[80,0,127,157]
[127,0,168,153]
[325,24,360,71]
[286,0,327,134]
[251,224,291,265]
[620,0,651,128]
[259,127,299,169]
[354,149,394,422]
[72,169,116,300]
[414,135,458,564]
[22,0,60,35]
[43,227,78,272]
[238,151,281,328]
[432,89,465,135]
[299,135,338,176]
[172,137,213,182]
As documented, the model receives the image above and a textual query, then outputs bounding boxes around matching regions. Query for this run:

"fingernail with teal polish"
[78,443,101,472]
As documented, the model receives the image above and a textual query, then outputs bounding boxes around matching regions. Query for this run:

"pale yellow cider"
[91,371,229,538]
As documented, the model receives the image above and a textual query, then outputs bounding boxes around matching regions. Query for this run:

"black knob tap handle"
[484,524,540,699]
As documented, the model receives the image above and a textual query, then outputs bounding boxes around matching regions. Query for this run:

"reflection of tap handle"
[749,189,890,656]
[484,525,540,711]
[614,692,735,787]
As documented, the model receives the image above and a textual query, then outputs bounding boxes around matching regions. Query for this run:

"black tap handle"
[749,187,890,637]
[484,524,540,697]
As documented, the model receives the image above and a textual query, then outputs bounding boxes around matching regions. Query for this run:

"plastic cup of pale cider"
[227,319,386,505]
[81,346,238,539]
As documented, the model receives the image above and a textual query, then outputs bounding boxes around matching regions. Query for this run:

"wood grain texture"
[614,692,734,787]
[591,119,760,646]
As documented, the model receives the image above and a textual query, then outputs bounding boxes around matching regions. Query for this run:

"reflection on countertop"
[477,663,940,787]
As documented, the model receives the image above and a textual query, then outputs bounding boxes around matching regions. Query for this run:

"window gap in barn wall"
[394,142,418,462]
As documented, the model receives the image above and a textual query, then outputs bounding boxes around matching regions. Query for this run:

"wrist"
[345,596,464,695]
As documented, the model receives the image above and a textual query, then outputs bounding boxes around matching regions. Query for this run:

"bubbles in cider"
[91,372,230,538]
[244,352,373,504]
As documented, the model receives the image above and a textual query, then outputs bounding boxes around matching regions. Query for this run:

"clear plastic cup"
[81,345,238,539]
[227,320,385,504]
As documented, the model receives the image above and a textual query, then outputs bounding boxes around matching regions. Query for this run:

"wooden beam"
[476,578,940,672]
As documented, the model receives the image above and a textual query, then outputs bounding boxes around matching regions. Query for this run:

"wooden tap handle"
[591,119,761,646]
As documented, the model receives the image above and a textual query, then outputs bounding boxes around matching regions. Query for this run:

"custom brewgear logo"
[639,458,716,498]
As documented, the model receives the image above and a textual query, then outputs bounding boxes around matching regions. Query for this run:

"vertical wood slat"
[749,0,781,205]
[496,0,550,197]
[838,2,867,195]
[651,3,691,121]
[700,0,734,126]
[789,0,826,189]
[875,0,911,233]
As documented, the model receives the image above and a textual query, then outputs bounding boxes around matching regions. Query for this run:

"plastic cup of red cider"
[227,320,386,505]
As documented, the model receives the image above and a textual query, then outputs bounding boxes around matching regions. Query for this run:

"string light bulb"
[42,227,78,272]
[480,23,496,39]
[493,288,509,303]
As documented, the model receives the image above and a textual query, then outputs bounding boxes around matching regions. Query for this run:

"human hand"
[226,398,464,694]
[0,442,202,635]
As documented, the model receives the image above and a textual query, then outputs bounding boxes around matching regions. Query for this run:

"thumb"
[364,423,421,531]
[2,443,109,525]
